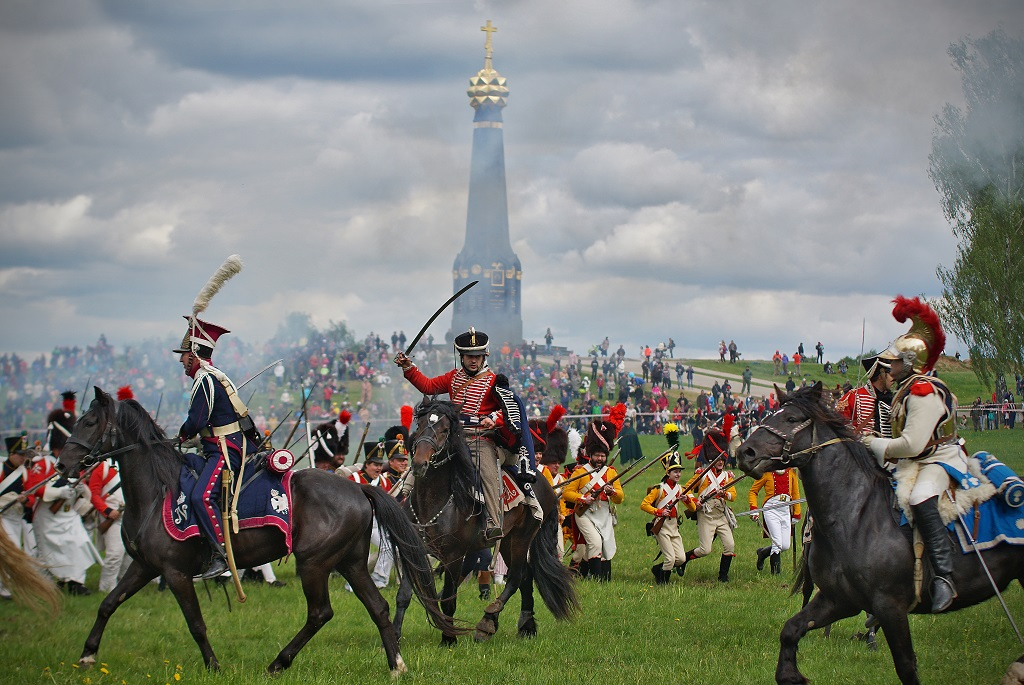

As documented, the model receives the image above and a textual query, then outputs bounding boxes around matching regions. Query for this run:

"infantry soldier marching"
[747,465,801,575]
[174,316,260,579]
[394,327,508,541]
[24,393,100,595]
[0,434,33,599]
[561,418,624,581]
[640,448,688,585]
[679,416,739,582]
[864,296,966,612]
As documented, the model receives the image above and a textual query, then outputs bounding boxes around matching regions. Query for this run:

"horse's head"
[56,386,118,481]
[737,382,825,477]
[409,399,456,476]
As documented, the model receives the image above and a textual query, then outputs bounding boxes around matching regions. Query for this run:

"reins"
[759,412,852,466]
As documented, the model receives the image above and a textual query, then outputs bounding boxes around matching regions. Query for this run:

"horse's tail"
[360,486,464,639]
[0,531,61,615]
[528,505,580,621]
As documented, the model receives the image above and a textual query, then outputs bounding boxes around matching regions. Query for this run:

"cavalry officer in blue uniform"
[174,317,259,579]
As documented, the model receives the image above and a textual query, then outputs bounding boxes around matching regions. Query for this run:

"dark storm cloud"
[1,0,1022,360]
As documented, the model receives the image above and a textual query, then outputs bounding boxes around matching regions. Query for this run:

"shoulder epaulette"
[910,380,936,397]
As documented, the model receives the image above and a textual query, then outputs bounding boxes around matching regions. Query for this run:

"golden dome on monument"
[467,20,508,110]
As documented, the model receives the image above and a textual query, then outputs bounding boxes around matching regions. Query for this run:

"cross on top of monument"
[481,20,497,68]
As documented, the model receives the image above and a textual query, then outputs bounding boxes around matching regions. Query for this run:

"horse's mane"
[415,400,478,513]
[780,386,891,488]
[115,398,180,494]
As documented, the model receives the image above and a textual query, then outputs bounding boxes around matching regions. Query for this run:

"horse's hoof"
[267,660,286,674]
[517,611,537,638]
[77,655,96,669]
[207,659,220,672]
[390,654,407,678]
[440,635,457,647]
[474,616,497,642]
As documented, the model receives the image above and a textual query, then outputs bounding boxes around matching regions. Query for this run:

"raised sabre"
[403,280,479,356]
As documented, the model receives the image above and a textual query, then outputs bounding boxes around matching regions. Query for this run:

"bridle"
[756,406,848,467]
[62,401,139,476]
[411,412,453,468]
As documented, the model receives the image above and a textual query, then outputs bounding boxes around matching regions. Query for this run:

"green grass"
[2,431,1023,683]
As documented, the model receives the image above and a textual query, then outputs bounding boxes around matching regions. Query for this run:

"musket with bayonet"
[735,497,806,517]
[153,391,164,423]
[351,421,372,467]
[572,447,676,517]
[647,458,728,536]
[282,379,318,450]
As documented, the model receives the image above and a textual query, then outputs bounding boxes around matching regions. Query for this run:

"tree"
[930,30,1024,385]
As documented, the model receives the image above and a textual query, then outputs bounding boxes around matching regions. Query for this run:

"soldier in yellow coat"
[678,417,739,582]
[562,419,624,581]
[640,449,687,585]
[747,467,801,574]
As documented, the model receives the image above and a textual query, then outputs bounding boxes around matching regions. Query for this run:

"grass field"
[2,429,1023,684]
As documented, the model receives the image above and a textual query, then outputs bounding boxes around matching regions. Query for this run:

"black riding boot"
[601,560,612,582]
[769,552,782,575]
[756,546,771,571]
[912,496,957,612]
[196,543,229,580]
[583,557,601,580]
[718,554,733,582]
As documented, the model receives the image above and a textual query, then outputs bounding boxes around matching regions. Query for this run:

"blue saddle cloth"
[162,452,294,551]
[898,461,1024,553]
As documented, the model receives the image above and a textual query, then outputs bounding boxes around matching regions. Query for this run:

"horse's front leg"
[777,591,858,685]
[438,560,463,647]
[163,567,220,670]
[78,560,159,669]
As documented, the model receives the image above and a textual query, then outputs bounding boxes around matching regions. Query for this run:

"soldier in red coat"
[394,327,508,540]
[836,355,894,437]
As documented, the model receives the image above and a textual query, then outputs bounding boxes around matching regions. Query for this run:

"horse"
[55,388,459,676]
[736,382,1024,685]
[391,399,579,644]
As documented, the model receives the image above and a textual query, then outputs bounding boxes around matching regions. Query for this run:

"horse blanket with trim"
[163,451,295,552]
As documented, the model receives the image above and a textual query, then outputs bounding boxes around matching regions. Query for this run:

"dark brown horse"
[391,399,579,644]
[55,388,458,676]
[737,383,1024,685]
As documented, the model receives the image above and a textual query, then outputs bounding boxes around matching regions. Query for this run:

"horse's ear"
[94,386,106,403]
[774,383,786,403]
[811,381,824,399]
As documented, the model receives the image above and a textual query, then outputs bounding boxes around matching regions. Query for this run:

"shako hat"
[6,434,30,455]
[363,440,386,464]
[172,316,230,356]
[454,327,489,355]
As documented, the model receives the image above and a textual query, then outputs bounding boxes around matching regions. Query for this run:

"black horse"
[392,400,579,643]
[737,383,1024,685]
[55,388,458,676]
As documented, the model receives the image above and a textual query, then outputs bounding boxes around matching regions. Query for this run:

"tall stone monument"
[451,21,523,349]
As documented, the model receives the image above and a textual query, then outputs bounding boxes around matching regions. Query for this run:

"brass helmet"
[877,296,945,374]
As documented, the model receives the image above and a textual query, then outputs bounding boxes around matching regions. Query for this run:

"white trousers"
[762,496,792,555]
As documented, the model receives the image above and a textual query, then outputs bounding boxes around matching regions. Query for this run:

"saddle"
[163,451,294,551]
[894,452,1024,554]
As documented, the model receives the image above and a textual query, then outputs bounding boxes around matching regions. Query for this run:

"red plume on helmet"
[607,403,627,434]
[400,405,414,431]
[891,295,946,373]
[546,404,566,434]
[338,410,352,424]
[721,412,734,442]
[116,386,134,401]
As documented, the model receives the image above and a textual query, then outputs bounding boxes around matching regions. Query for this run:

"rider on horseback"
[174,317,259,579]
[864,296,965,612]
[394,327,508,541]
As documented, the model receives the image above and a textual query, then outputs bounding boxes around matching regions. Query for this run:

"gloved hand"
[750,512,760,523]
[655,508,666,517]
[75,482,92,499]
[41,485,71,503]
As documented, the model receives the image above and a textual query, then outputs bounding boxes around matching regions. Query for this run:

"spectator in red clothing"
[793,352,802,375]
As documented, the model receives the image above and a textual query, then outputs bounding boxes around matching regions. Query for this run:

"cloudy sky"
[1,0,1020,362]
